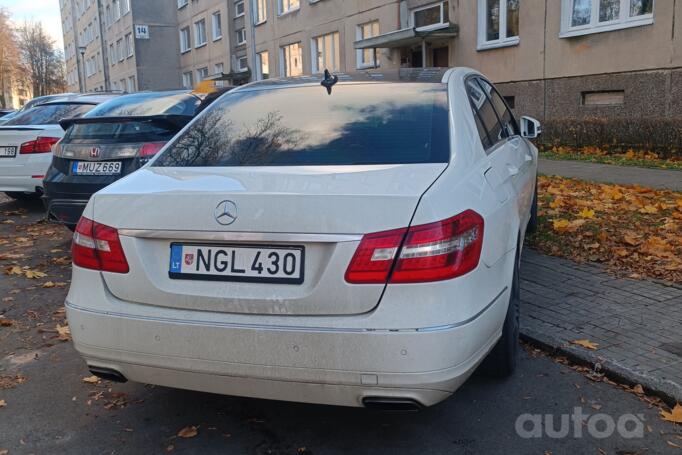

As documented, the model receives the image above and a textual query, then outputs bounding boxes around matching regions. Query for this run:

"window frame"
[194,19,207,48]
[464,75,519,153]
[411,1,450,32]
[278,0,300,16]
[560,0,654,38]
[212,11,222,41]
[477,0,521,51]
[256,51,269,80]
[253,0,267,24]
[356,21,380,69]
[236,27,247,45]
[311,32,340,74]
[177,0,188,9]
[280,42,303,77]
[237,56,249,72]
[196,67,209,82]
[182,71,193,89]
[125,33,134,58]
[179,27,191,53]
[235,0,245,17]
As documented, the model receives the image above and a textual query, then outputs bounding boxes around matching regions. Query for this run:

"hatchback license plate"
[169,243,305,284]
[72,161,122,175]
[0,146,17,158]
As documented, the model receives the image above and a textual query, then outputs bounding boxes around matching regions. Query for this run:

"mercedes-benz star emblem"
[214,200,238,226]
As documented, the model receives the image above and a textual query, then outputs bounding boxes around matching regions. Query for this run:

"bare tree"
[17,21,66,97]
[0,8,21,108]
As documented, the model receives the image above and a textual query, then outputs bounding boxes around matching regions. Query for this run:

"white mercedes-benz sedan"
[66,68,540,409]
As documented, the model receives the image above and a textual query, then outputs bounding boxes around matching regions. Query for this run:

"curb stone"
[520,326,682,408]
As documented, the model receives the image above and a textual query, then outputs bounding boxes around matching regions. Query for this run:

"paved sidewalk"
[520,248,682,404]
[538,157,682,191]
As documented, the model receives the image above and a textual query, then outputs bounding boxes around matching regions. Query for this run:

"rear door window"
[154,83,450,167]
[466,78,503,151]
[477,79,518,138]
[3,103,94,126]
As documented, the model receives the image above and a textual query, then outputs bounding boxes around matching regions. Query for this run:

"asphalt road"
[1,195,680,455]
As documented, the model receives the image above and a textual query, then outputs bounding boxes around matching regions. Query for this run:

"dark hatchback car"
[43,90,211,228]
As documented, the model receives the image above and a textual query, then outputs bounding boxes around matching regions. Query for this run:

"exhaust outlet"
[362,397,423,411]
[88,366,128,383]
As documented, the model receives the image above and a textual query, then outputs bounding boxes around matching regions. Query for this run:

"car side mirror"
[520,116,541,139]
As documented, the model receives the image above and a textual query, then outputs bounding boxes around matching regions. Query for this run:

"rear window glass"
[85,92,200,117]
[65,121,179,143]
[65,92,201,143]
[4,103,94,126]
[154,83,449,167]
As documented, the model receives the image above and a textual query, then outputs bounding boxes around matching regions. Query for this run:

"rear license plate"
[169,243,305,284]
[0,146,17,158]
[72,161,122,175]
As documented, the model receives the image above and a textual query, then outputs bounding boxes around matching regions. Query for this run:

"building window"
[197,67,209,82]
[311,32,340,73]
[235,0,245,17]
[254,0,267,24]
[109,43,115,65]
[412,1,449,31]
[182,71,193,88]
[278,0,300,16]
[125,33,134,58]
[477,0,519,50]
[127,76,136,93]
[582,90,625,105]
[280,42,302,77]
[212,12,222,40]
[180,27,191,53]
[178,0,188,8]
[120,0,130,15]
[257,51,269,80]
[116,39,123,62]
[214,62,224,75]
[237,56,249,72]
[195,19,207,47]
[113,0,120,21]
[356,21,379,69]
[561,0,654,37]
[236,27,246,45]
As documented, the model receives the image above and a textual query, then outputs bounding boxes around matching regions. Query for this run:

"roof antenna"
[321,69,338,95]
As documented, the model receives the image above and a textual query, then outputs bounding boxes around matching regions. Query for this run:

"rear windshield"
[85,92,200,117]
[4,103,94,126]
[154,83,449,167]
[65,92,201,142]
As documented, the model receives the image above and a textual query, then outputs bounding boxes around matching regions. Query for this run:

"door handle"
[524,153,533,162]
[507,164,519,176]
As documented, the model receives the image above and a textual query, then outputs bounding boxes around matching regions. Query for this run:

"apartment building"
[176,0,231,89]
[234,0,678,125]
[60,0,679,128]
[60,0,181,93]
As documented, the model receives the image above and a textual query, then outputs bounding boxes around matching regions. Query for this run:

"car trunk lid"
[93,164,446,315]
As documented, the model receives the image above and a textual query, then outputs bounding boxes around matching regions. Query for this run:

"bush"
[539,117,682,159]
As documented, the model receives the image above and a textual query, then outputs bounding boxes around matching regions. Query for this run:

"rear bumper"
[66,284,507,407]
[0,175,43,193]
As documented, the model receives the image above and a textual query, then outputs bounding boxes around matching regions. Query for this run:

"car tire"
[481,247,520,378]
[5,191,36,200]
[526,180,538,234]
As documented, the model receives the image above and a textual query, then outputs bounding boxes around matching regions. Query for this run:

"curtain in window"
[571,0,592,26]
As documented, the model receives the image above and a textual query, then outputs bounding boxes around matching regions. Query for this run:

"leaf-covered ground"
[541,146,682,170]
[527,175,682,283]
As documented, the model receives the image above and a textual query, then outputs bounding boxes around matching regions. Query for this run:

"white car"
[66,68,540,409]
[0,94,117,199]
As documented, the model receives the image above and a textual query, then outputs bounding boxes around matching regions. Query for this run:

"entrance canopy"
[353,24,459,50]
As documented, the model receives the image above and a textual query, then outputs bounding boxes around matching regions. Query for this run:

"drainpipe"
[421,39,426,68]
[96,0,111,91]
[248,0,257,81]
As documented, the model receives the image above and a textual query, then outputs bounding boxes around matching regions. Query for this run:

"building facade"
[60,0,679,129]
[60,0,181,93]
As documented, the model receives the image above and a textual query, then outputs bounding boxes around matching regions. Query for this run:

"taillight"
[72,217,129,273]
[345,210,484,284]
[344,227,407,284]
[20,137,61,154]
[138,141,167,157]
